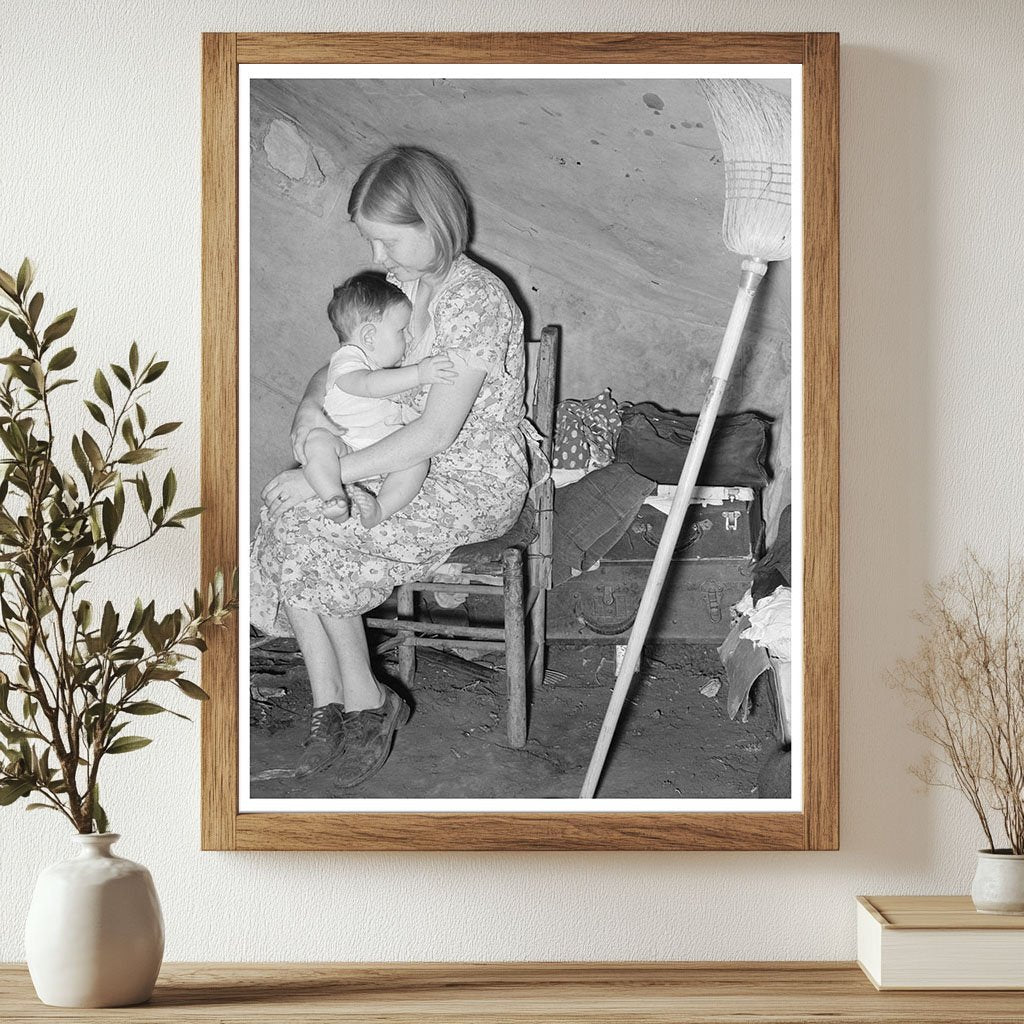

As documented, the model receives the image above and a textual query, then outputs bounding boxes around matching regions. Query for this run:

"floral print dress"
[250,254,528,634]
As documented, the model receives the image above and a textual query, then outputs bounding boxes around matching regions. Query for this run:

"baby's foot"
[349,487,384,528]
[322,492,350,522]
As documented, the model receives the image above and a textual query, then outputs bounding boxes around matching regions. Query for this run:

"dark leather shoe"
[335,685,411,788]
[294,702,347,778]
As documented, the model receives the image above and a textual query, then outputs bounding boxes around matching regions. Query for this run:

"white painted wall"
[1,0,1022,962]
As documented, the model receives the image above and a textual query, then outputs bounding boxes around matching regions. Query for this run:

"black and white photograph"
[241,65,800,810]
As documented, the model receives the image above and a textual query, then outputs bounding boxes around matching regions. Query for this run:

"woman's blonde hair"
[348,146,471,276]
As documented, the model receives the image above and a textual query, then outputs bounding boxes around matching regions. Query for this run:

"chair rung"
[365,616,505,640]
[403,580,501,595]
[403,637,506,652]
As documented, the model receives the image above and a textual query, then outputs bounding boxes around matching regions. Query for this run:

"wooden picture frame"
[201,32,838,851]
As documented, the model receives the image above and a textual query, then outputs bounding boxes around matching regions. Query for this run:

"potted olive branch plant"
[895,551,1024,914]
[0,258,237,1007]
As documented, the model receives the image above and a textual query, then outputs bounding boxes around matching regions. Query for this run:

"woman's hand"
[262,468,316,516]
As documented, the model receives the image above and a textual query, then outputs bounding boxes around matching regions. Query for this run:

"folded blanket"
[615,402,771,487]
[552,463,656,587]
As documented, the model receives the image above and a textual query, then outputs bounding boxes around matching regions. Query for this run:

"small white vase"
[25,833,164,1007]
[970,849,1024,915]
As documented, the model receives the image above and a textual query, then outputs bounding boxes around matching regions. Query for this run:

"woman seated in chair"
[251,145,529,787]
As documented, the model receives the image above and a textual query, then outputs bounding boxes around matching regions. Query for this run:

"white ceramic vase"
[970,849,1024,915]
[25,833,164,1007]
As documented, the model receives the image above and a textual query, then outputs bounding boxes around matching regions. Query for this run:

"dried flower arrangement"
[895,552,1024,854]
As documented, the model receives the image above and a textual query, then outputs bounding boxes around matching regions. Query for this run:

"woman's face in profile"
[353,214,438,283]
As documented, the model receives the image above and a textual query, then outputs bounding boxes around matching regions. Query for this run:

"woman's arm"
[337,354,486,483]
[290,364,335,463]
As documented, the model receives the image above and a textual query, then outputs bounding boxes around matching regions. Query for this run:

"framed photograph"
[201,32,838,851]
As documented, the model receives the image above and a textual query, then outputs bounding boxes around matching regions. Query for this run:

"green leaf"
[0,269,18,300]
[47,346,76,371]
[101,498,117,546]
[150,421,181,438]
[42,308,76,344]
[16,258,34,298]
[26,802,61,813]
[8,317,31,345]
[0,310,9,331]
[113,475,125,521]
[121,418,137,449]
[129,342,139,375]
[83,700,115,729]
[118,448,157,465]
[136,473,152,513]
[105,735,152,755]
[81,431,104,472]
[93,369,113,408]
[110,363,131,388]
[124,700,169,716]
[83,400,106,427]
[168,507,203,524]
[110,644,144,662]
[136,404,147,432]
[0,779,33,805]
[71,435,91,482]
[0,722,28,743]
[142,360,168,383]
[126,598,146,635]
[175,679,210,701]
[100,601,117,647]
[91,785,108,834]
[27,292,43,328]
[162,468,176,508]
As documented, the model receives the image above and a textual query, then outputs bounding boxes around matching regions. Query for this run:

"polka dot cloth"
[553,389,622,470]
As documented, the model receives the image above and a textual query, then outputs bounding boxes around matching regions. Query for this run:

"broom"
[580,79,792,798]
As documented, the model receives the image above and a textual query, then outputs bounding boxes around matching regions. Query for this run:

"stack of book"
[857,895,1024,990]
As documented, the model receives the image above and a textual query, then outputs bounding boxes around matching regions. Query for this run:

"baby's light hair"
[327,272,410,344]
[348,146,471,276]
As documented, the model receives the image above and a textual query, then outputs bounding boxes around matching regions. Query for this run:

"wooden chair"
[365,325,559,748]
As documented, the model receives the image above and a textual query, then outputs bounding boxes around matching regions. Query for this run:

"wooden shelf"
[3,962,1024,1022]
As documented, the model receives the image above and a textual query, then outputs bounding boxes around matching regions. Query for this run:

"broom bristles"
[698,79,792,263]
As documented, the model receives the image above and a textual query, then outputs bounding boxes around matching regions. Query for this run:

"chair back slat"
[532,325,559,455]
[527,325,559,591]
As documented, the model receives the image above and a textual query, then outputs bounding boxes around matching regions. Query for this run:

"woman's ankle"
[343,679,385,713]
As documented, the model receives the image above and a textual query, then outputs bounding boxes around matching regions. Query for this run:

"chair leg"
[502,548,527,748]
[396,584,416,688]
[529,587,547,693]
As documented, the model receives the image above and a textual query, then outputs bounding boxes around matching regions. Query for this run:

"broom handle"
[580,258,768,799]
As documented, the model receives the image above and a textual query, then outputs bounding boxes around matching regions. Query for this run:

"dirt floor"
[248,638,786,801]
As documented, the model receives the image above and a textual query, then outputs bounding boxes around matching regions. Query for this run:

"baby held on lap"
[300,272,454,528]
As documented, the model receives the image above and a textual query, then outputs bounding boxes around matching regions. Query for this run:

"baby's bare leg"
[302,428,350,521]
[350,461,429,528]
